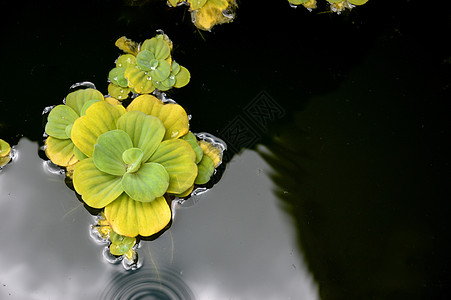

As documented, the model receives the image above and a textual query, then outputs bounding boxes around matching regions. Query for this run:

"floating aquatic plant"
[108,34,190,100]
[288,0,368,13]
[168,0,237,31]
[43,33,225,267]
[0,139,11,167]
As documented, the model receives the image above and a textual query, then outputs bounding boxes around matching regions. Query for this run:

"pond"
[1,1,450,299]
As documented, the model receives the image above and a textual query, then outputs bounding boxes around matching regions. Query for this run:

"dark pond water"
[1,1,450,299]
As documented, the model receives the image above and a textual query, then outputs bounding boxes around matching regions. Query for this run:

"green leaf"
[123,148,143,173]
[122,162,169,202]
[181,132,203,164]
[116,54,136,69]
[104,193,171,237]
[45,105,79,139]
[171,61,181,75]
[108,67,128,88]
[348,0,368,5]
[149,139,197,194]
[150,59,171,82]
[45,136,77,167]
[116,111,165,162]
[74,145,88,161]
[108,83,130,100]
[190,0,207,10]
[73,158,124,208]
[124,65,156,94]
[80,100,101,116]
[71,101,125,157]
[109,231,136,256]
[65,88,105,116]
[141,38,171,60]
[194,155,215,184]
[136,50,156,72]
[127,95,189,140]
[93,130,133,176]
[174,66,190,88]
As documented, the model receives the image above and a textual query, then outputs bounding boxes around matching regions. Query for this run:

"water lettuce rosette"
[108,34,190,99]
[71,96,197,237]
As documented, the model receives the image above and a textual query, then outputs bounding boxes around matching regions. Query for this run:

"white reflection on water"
[0,138,319,299]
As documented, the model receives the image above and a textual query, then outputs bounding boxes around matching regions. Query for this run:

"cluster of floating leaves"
[288,0,368,13]
[43,33,225,268]
[108,34,190,100]
[167,0,237,31]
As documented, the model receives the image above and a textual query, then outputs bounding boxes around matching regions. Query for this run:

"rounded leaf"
[194,155,215,184]
[116,54,136,69]
[109,67,128,88]
[108,83,130,101]
[116,111,165,162]
[45,136,78,167]
[124,65,155,94]
[93,130,133,176]
[109,231,136,256]
[45,105,79,139]
[122,162,169,202]
[0,139,11,157]
[348,0,368,4]
[71,101,125,158]
[123,148,143,173]
[65,88,105,116]
[149,139,197,194]
[150,59,171,82]
[73,158,124,208]
[174,66,190,88]
[105,193,171,237]
[181,132,203,164]
[127,95,189,140]
[141,37,171,60]
[136,50,156,72]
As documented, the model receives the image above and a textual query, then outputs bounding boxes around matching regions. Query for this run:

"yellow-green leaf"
[93,130,133,176]
[73,158,124,208]
[348,0,368,5]
[65,88,105,116]
[194,155,215,184]
[174,66,190,88]
[124,65,155,94]
[116,111,166,162]
[45,136,78,167]
[105,193,171,237]
[71,101,125,157]
[45,105,79,139]
[127,95,189,140]
[122,162,169,202]
[149,139,197,194]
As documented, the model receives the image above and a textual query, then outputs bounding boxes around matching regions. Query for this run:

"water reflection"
[1,138,319,299]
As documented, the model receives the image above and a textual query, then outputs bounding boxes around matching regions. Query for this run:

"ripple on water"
[98,267,194,300]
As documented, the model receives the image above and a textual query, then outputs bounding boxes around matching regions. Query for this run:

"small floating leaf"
[108,67,128,88]
[194,155,215,184]
[122,148,144,173]
[174,66,190,88]
[122,162,169,202]
[109,231,136,256]
[115,36,139,56]
[182,132,203,164]
[108,83,130,101]
[105,193,171,237]
[124,65,156,94]
[348,0,368,4]
[0,139,11,167]
[141,37,171,60]
[150,59,171,82]
[116,54,136,69]
[136,50,156,72]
